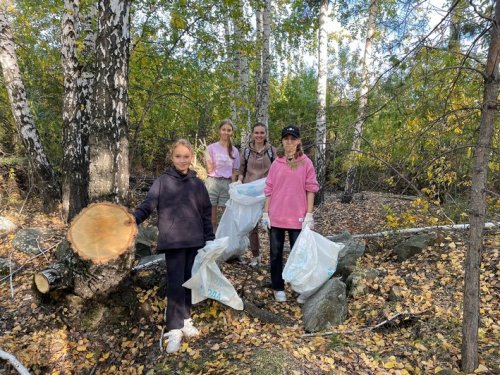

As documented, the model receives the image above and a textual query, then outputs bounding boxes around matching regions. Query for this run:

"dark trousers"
[163,247,199,330]
[269,227,301,291]
[249,224,260,257]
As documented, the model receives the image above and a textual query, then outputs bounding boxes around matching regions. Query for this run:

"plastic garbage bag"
[216,178,266,261]
[183,237,244,310]
[282,225,345,295]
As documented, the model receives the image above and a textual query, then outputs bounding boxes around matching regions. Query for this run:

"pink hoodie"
[264,154,319,229]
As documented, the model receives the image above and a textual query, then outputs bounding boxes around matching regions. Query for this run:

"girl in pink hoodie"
[261,125,319,302]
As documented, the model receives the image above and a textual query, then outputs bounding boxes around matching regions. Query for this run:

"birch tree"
[0,5,59,206]
[341,0,378,203]
[315,0,329,204]
[88,0,131,203]
[255,0,271,126]
[461,0,499,371]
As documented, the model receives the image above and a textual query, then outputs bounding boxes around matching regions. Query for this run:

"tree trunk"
[342,0,378,203]
[461,1,499,371]
[233,0,251,145]
[0,7,59,207]
[34,202,138,299]
[315,0,329,204]
[61,0,93,223]
[88,0,131,204]
[255,0,271,126]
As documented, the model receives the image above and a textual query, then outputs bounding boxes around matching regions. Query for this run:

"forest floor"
[0,191,498,375]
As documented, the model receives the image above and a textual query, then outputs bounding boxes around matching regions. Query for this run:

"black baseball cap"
[281,125,300,139]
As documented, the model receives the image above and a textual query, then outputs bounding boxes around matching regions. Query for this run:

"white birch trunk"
[342,0,378,203]
[234,0,251,145]
[89,0,131,204]
[0,7,59,204]
[315,0,329,204]
[61,0,92,222]
[255,0,271,126]
[224,17,238,124]
[461,0,499,371]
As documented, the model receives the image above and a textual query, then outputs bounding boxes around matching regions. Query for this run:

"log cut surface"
[67,202,137,264]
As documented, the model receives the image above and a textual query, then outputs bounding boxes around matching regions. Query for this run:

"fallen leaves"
[0,193,498,374]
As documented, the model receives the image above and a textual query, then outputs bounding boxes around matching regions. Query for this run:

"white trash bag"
[282,225,345,295]
[216,178,266,261]
[183,237,244,310]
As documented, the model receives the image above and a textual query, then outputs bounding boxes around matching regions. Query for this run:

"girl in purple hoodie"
[261,125,319,302]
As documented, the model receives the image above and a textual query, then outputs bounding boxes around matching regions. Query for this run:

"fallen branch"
[0,349,31,375]
[302,308,432,337]
[243,298,294,326]
[132,254,165,272]
[342,222,499,239]
[0,241,59,283]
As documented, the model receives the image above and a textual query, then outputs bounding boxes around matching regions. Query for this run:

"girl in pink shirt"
[205,119,240,230]
[261,125,319,302]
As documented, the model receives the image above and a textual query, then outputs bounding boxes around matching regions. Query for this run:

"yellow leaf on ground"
[76,345,87,352]
[475,364,489,373]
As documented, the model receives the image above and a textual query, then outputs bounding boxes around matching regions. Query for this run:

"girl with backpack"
[261,125,319,302]
[237,123,277,267]
[205,119,240,231]
[134,139,214,353]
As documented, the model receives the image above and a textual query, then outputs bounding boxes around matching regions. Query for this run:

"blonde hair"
[219,119,236,160]
[169,139,194,160]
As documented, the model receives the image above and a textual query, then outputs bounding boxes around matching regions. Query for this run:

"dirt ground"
[0,191,498,374]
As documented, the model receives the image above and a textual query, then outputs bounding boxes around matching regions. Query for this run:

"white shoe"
[297,294,307,304]
[181,318,199,339]
[249,256,261,267]
[273,290,287,302]
[164,329,183,353]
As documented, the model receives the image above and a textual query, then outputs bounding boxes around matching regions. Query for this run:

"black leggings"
[269,227,301,291]
[163,247,199,330]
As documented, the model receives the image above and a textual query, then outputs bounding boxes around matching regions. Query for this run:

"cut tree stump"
[34,202,138,299]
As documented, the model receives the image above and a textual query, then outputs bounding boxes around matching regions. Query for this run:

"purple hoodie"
[264,155,319,229]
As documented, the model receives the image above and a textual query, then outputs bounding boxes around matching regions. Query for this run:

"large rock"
[328,231,366,280]
[135,226,158,258]
[302,278,347,333]
[346,268,380,298]
[12,228,55,255]
[393,233,437,261]
[0,217,17,237]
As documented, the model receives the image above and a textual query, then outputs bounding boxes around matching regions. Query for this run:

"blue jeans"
[269,227,301,291]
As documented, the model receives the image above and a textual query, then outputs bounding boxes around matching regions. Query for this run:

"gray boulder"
[12,228,55,255]
[346,268,380,298]
[135,226,158,258]
[0,217,17,237]
[302,278,347,333]
[328,231,365,280]
[393,233,437,261]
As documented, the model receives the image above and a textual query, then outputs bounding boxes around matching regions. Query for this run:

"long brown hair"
[277,141,304,169]
[219,119,235,160]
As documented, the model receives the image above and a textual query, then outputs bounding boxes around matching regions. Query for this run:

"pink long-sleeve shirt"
[264,155,319,229]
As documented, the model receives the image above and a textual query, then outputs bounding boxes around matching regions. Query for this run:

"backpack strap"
[266,146,275,163]
[242,147,251,180]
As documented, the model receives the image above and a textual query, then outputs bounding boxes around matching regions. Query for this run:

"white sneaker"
[164,329,183,353]
[297,294,307,304]
[181,318,199,339]
[249,256,261,267]
[273,290,287,302]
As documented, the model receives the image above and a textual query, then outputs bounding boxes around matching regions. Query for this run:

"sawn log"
[34,202,138,299]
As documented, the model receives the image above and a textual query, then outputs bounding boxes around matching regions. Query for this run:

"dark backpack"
[242,145,275,180]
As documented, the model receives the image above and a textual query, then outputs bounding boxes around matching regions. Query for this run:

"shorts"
[205,176,231,206]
